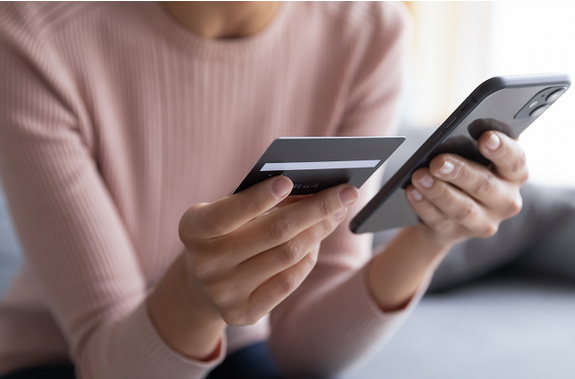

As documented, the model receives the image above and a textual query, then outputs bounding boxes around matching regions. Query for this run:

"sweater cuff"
[117,301,227,378]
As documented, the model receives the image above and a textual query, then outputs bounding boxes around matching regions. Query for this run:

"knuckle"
[179,204,204,242]
[428,184,449,203]
[278,240,303,266]
[205,280,233,306]
[221,306,247,327]
[317,196,336,219]
[178,218,191,243]
[312,218,336,242]
[506,195,523,217]
[204,207,227,236]
[474,175,496,197]
[519,169,530,185]
[246,192,269,215]
[511,150,527,174]
[424,216,441,230]
[188,254,216,282]
[278,274,298,296]
[454,203,475,223]
[432,218,453,234]
[268,214,294,243]
[479,223,499,238]
[322,216,339,235]
[452,161,467,181]
[309,250,319,266]
[242,308,260,326]
[303,252,318,271]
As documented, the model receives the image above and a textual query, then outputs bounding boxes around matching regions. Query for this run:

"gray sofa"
[1,126,574,378]
[0,182,22,298]
[343,270,575,379]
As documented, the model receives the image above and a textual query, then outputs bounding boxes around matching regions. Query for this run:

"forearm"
[268,243,433,377]
[147,253,226,361]
[267,212,445,375]
[368,224,451,311]
[269,264,406,377]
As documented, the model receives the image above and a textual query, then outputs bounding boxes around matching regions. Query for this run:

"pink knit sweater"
[0,2,426,378]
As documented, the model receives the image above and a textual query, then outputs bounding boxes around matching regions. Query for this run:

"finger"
[405,185,452,232]
[260,195,312,216]
[226,184,357,263]
[246,247,319,323]
[405,186,472,244]
[411,168,486,229]
[429,154,523,217]
[180,176,293,240]
[478,131,529,184]
[274,195,312,208]
[234,209,345,294]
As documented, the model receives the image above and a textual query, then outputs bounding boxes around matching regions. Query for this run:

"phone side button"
[444,115,457,129]
[432,131,443,142]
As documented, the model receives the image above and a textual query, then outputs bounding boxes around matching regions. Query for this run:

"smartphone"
[350,73,571,234]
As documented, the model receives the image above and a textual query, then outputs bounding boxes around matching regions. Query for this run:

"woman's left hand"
[405,130,529,247]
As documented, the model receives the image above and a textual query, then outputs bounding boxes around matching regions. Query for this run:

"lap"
[207,341,285,379]
[1,364,75,379]
[1,342,284,379]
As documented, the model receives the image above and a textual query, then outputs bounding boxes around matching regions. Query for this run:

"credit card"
[234,137,405,196]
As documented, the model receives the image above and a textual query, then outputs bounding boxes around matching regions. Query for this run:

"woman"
[0,2,527,378]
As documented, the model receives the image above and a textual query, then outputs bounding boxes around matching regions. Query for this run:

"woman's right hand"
[178,176,359,327]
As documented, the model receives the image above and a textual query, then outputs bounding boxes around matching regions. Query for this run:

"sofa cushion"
[0,181,23,297]
[343,270,575,379]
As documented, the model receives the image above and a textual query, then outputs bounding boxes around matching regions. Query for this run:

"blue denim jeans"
[1,342,284,379]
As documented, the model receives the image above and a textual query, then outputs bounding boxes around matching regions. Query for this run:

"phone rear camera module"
[546,87,567,103]
[515,86,569,119]
[529,104,549,118]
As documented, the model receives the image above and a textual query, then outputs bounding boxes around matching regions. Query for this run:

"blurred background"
[403,1,575,187]
[342,2,575,378]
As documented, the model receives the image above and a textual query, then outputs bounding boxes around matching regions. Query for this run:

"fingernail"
[419,174,434,189]
[315,243,321,253]
[486,133,500,151]
[334,208,347,221]
[271,176,292,199]
[439,160,455,176]
[339,186,359,206]
[410,189,423,202]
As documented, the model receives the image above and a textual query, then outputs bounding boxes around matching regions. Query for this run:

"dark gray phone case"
[351,73,571,234]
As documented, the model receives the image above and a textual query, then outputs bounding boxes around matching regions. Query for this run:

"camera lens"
[546,88,567,103]
[529,104,549,118]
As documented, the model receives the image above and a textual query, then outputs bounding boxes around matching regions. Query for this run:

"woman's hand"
[405,130,528,247]
[367,130,528,313]
[178,176,359,327]
[149,176,358,360]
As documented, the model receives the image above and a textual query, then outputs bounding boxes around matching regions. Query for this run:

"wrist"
[368,226,451,312]
[148,253,225,361]
[410,223,457,252]
[180,252,224,323]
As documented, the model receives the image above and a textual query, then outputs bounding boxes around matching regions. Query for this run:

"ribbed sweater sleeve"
[0,4,224,378]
